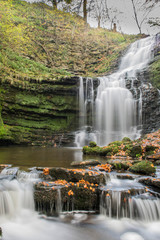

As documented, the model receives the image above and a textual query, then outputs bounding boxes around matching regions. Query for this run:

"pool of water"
[0,146,107,171]
[0,146,89,170]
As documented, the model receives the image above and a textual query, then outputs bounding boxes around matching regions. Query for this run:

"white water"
[0,167,160,239]
[76,36,155,147]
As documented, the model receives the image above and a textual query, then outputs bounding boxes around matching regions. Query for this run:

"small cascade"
[100,188,145,219]
[76,36,155,147]
[100,174,160,221]
[0,168,35,217]
[129,195,160,221]
[56,188,62,215]
[17,169,40,182]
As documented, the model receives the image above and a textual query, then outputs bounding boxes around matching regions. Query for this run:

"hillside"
[0,0,140,80]
[0,0,149,146]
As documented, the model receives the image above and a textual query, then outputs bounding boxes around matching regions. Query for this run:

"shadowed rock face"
[0,77,80,146]
[34,183,99,215]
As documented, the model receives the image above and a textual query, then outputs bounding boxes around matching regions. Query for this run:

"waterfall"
[76,36,155,147]
[100,190,160,221]
[75,77,97,147]
[0,168,38,217]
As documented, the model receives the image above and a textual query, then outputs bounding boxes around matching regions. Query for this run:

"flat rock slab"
[139,177,160,190]
[116,173,139,180]
[71,159,101,167]
[43,167,106,185]
[147,152,160,161]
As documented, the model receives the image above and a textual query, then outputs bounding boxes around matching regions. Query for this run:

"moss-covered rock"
[47,167,106,185]
[129,160,156,175]
[83,146,102,155]
[122,137,132,143]
[128,145,142,158]
[89,141,97,147]
[108,160,133,170]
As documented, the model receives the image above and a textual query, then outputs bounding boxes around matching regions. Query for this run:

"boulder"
[70,159,101,167]
[34,180,99,215]
[146,152,160,161]
[44,167,106,185]
[129,160,156,175]
[139,177,160,190]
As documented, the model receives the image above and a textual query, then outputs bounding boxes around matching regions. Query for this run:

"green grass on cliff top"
[0,0,140,81]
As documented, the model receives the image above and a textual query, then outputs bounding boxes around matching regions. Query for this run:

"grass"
[0,0,140,82]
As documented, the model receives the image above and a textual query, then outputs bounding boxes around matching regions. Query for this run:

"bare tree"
[130,0,157,34]
[88,0,105,28]
[46,0,72,9]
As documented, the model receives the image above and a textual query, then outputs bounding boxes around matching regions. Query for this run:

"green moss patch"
[129,161,156,175]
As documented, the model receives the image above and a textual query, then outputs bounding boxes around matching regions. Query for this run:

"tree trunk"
[52,0,57,9]
[98,16,101,28]
[83,0,87,23]
[131,0,142,34]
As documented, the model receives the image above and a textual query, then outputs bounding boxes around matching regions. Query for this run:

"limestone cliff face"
[0,77,79,146]
[141,33,160,134]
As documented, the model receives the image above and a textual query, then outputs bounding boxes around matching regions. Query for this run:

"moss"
[129,160,156,175]
[145,145,158,152]
[148,58,160,89]
[122,137,132,143]
[100,147,113,156]
[109,141,122,146]
[128,145,142,158]
[83,146,102,155]
[89,141,97,147]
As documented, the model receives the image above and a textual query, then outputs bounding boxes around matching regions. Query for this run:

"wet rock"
[116,174,137,180]
[45,167,106,185]
[107,159,133,171]
[128,145,142,158]
[0,227,2,238]
[156,160,160,165]
[71,159,101,167]
[34,180,99,215]
[129,160,156,175]
[0,165,10,173]
[139,177,160,190]
[146,152,160,161]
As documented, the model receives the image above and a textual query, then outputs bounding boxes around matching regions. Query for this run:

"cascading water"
[100,175,160,222]
[76,36,155,147]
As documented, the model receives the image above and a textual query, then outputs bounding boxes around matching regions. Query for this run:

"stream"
[0,147,160,240]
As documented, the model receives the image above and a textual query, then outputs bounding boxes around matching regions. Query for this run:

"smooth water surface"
[0,146,85,169]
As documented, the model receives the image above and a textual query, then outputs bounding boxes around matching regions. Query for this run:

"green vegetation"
[129,161,156,175]
[0,0,140,82]
[83,130,160,160]
[148,58,160,89]
[89,141,97,147]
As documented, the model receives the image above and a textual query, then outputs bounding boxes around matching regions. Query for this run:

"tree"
[88,0,105,28]
[47,0,72,9]
[130,0,158,34]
